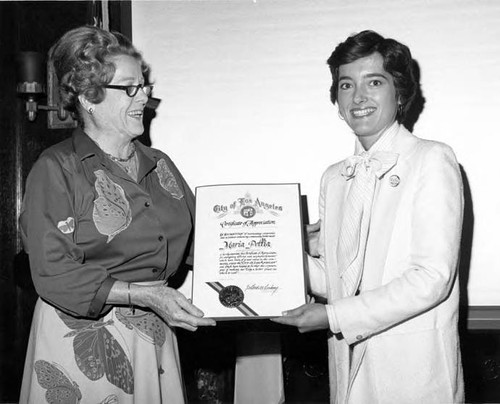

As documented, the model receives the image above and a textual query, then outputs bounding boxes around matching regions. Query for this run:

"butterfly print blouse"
[20,127,195,319]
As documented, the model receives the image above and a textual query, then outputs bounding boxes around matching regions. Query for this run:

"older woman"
[19,26,215,403]
[273,30,464,403]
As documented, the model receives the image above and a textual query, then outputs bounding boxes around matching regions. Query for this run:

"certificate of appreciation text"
[192,183,307,319]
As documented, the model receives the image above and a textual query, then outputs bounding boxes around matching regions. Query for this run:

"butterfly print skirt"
[19,298,186,403]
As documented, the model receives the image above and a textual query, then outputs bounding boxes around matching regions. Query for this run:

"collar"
[72,126,102,161]
[71,127,158,181]
[354,121,400,156]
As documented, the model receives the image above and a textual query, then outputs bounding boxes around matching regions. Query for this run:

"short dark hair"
[48,25,149,118]
[327,30,417,123]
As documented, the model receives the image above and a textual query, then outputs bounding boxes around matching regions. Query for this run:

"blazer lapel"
[347,126,420,395]
[347,341,367,399]
[323,170,352,402]
[323,171,348,300]
[362,126,419,290]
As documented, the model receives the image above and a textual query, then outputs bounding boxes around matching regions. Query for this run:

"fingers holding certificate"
[192,183,307,319]
[270,303,329,333]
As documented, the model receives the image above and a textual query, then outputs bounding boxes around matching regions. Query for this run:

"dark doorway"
[0,2,131,401]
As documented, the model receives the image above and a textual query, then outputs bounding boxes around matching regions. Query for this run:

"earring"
[338,110,345,121]
[88,107,94,115]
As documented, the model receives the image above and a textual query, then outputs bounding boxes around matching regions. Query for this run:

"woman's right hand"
[134,283,216,331]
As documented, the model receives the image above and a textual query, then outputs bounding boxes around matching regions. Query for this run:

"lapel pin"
[389,175,400,187]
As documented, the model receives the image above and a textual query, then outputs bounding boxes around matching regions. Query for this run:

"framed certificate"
[192,183,307,319]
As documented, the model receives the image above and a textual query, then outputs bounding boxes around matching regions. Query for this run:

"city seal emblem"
[219,285,244,308]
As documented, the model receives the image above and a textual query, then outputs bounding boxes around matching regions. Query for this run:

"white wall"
[131,0,500,305]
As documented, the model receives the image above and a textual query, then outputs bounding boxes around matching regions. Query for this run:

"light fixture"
[16,51,75,127]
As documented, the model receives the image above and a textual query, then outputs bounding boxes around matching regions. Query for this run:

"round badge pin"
[389,175,400,187]
[219,285,244,308]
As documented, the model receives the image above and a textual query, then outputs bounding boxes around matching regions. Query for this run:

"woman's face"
[94,54,148,139]
[337,52,398,150]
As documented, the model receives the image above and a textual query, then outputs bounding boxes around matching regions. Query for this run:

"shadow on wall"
[137,68,160,148]
[458,166,474,326]
[137,97,160,148]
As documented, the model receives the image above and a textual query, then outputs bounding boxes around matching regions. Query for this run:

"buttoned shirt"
[20,127,195,319]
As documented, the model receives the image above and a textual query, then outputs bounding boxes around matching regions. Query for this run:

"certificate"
[192,183,307,319]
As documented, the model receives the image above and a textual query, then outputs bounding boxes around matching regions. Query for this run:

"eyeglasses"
[104,84,154,97]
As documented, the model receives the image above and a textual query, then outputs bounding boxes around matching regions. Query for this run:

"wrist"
[128,283,135,313]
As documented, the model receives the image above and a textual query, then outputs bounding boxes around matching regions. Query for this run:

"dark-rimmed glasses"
[104,84,153,97]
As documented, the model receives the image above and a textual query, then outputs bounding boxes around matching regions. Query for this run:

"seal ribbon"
[206,282,259,317]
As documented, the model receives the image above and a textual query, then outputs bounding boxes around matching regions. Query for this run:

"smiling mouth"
[128,110,143,119]
[351,107,376,118]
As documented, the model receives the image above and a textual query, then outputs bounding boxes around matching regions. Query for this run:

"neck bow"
[341,151,399,180]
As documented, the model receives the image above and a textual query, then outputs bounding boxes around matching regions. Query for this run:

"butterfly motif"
[155,159,183,200]
[115,307,166,347]
[56,310,134,394]
[92,170,132,243]
[57,217,75,234]
[34,359,82,404]
[99,394,119,404]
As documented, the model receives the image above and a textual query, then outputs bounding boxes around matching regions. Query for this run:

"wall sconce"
[16,51,77,129]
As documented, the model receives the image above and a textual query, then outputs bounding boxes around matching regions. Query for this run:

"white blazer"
[308,125,464,404]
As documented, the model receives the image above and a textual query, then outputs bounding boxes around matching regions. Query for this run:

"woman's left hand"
[138,284,216,331]
[305,220,321,257]
[270,303,329,333]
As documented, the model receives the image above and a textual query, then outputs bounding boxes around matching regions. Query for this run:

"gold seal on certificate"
[192,183,307,319]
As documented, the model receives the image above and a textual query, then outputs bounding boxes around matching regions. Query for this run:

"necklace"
[105,143,136,162]
[114,152,139,181]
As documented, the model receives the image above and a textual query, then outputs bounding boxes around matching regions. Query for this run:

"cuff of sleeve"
[326,304,341,334]
[87,277,116,318]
